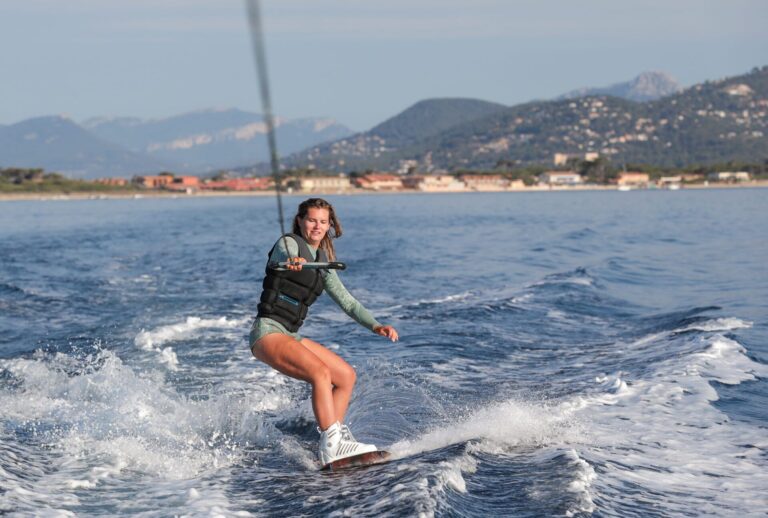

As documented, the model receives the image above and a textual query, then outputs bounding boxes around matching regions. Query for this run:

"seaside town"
[0,161,760,199]
[3,67,766,199]
[109,166,756,195]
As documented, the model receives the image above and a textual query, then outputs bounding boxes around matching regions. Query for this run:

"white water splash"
[678,317,752,333]
[575,332,768,516]
[134,316,249,370]
[389,399,575,459]
[564,449,596,516]
[0,347,291,516]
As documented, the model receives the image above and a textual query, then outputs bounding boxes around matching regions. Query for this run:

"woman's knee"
[338,363,357,388]
[310,364,332,387]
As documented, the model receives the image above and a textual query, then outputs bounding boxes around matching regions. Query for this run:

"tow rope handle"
[273,261,347,271]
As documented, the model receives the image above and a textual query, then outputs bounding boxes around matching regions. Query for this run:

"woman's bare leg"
[300,338,357,424]
[252,333,336,429]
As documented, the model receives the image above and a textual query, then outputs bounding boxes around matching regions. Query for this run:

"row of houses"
[123,175,272,192]
[295,171,753,192]
[123,173,519,193]
[106,170,754,194]
[541,170,753,188]
[294,173,524,192]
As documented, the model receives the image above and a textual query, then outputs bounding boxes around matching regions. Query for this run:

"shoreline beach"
[1,180,766,202]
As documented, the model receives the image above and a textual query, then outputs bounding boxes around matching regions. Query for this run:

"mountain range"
[82,109,352,175]
[557,71,683,102]
[279,67,767,172]
[1,69,765,177]
[0,109,352,179]
[0,117,172,178]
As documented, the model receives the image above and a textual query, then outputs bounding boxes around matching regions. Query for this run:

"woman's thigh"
[254,333,327,383]
[300,338,355,383]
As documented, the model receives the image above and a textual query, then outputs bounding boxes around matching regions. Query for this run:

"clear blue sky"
[1,0,766,131]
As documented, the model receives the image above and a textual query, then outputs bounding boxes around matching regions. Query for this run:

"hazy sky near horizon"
[1,0,766,131]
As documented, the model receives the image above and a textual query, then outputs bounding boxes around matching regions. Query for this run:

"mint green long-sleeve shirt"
[267,236,382,332]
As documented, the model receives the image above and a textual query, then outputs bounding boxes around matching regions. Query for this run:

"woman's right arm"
[267,237,302,269]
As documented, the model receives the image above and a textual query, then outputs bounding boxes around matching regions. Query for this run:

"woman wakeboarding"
[250,197,399,467]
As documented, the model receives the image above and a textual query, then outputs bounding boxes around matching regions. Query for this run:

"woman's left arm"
[322,270,399,342]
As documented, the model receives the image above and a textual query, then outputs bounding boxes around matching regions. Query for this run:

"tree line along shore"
[2,159,767,199]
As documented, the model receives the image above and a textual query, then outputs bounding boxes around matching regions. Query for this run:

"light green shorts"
[249,317,303,351]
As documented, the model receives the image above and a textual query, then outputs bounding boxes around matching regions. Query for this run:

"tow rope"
[245,0,345,271]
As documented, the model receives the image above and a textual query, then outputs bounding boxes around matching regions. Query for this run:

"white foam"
[134,315,249,370]
[510,293,533,304]
[381,394,591,517]
[629,317,753,351]
[376,290,475,315]
[0,347,292,515]
[678,317,752,333]
[563,449,596,517]
[593,373,631,400]
[135,316,248,350]
[574,333,768,515]
[424,292,474,305]
[528,274,594,288]
[547,309,569,321]
[374,396,584,516]
[436,452,477,494]
[389,399,575,459]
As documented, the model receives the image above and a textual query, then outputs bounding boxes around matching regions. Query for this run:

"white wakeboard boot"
[318,422,377,466]
[340,423,357,442]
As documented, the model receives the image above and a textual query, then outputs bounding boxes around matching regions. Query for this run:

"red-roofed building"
[163,176,201,193]
[134,175,174,189]
[201,177,273,191]
[173,176,200,187]
[352,173,403,190]
[164,176,200,191]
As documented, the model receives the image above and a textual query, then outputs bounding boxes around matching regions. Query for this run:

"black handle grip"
[274,261,347,271]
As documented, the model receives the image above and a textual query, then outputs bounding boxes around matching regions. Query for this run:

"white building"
[402,175,466,192]
[538,171,583,186]
[295,175,352,192]
[707,171,751,182]
[458,174,508,191]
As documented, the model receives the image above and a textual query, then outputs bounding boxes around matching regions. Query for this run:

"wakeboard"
[321,450,390,471]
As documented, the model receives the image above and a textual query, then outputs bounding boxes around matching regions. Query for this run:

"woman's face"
[300,207,331,247]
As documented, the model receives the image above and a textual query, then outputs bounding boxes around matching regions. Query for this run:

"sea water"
[1,189,766,516]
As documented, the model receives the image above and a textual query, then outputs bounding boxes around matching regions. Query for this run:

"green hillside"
[368,98,507,144]
[283,66,768,171]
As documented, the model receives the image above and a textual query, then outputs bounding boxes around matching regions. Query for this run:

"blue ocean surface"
[1,189,767,516]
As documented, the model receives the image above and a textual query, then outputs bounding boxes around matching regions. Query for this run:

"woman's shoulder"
[274,233,301,244]
[272,234,302,249]
[268,235,299,259]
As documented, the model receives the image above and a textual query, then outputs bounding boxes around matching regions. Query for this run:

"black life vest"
[256,233,327,333]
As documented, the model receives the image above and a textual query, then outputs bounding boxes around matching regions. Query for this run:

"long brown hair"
[292,198,343,261]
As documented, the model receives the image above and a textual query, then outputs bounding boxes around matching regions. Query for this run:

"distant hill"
[0,116,171,179]
[369,98,507,144]
[279,66,768,172]
[83,108,353,173]
[558,71,683,102]
[279,98,508,173]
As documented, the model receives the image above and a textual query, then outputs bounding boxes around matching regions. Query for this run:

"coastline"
[1,180,766,202]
